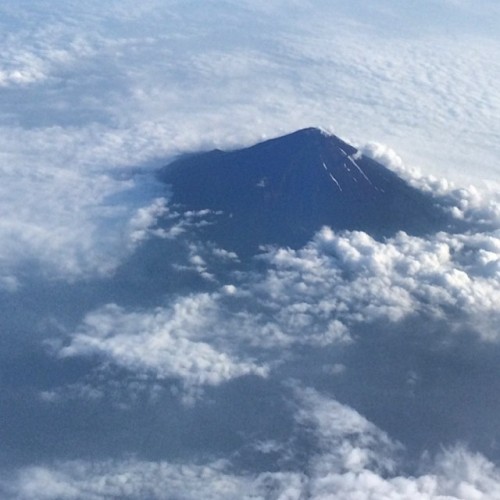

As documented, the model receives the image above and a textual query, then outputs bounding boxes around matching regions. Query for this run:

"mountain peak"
[159,129,457,254]
[242,127,356,156]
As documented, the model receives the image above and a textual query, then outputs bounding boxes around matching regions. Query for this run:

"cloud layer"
[4,388,500,500]
[0,0,499,287]
[1,2,500,499]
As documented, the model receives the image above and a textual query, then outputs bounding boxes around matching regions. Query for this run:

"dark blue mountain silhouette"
[159,128,458,254]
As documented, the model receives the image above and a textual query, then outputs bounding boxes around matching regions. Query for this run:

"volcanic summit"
[159,128,456,254]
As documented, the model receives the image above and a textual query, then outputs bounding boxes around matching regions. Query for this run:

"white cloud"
[59,296,268,394]
[0,167,171,284]
[294,387,401,474]
[0,0,498,287]
[296,386,500,499]
[359,142,500,223]
[0,459,255,500]
[5,449,499,500]
[257,226,500,340]
[127,197,169,244]
[4,388,500,499]
[1,4,499,497]
[54,217,500,412]
[57,211,500,401]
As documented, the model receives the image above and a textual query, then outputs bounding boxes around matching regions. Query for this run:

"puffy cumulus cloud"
[359,142,423,184]
[55,209,500,399]
[127,197,169,244]
[0,459,306,500]
[58,259,355,396]
[6,453,500,500]
[294,388,500,499]
[257,226,500,340]
[304,447,500,500]
[0,170,173,286]
[293,387,401,474]
[0,166,123,283]
[0,19,93,89]
[0,142,222,288]
[4,388,500,499]
[126,197,220,246]
[58,296,268,394]
[359,143,500,224]
[1,459,242,500]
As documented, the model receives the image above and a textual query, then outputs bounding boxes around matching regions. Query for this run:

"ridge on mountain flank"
[159,128,457,254]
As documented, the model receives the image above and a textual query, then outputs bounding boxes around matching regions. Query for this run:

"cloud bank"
[3,389,500,500]
[0,0,499,288]
[1,2,500,499]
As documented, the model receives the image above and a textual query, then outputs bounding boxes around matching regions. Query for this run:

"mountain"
[159,128,457,254]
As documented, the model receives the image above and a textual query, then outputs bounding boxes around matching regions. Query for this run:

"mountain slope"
[159,128,457,254]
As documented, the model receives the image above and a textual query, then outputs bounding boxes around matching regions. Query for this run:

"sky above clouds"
[1,1,500,499]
